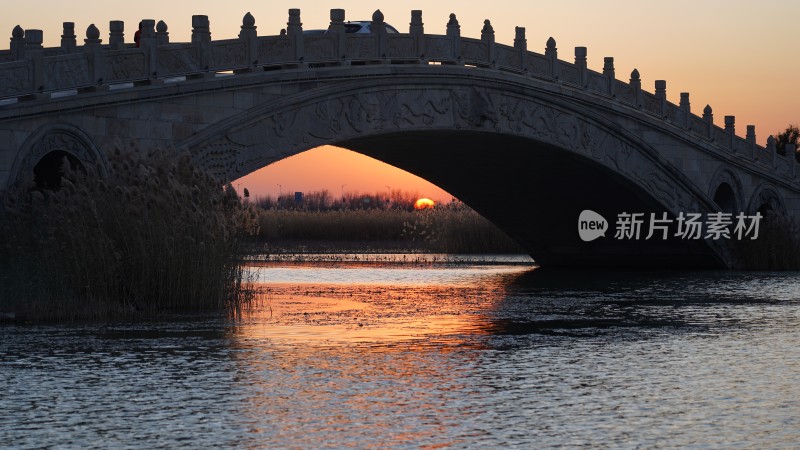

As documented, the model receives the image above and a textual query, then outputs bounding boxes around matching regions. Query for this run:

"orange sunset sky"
[5,1,799,201]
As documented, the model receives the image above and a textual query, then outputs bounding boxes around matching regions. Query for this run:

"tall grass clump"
[0,142,258,322]
[735,211,800,269]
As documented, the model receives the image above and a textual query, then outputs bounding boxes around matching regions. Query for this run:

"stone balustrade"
[1,8,794,180]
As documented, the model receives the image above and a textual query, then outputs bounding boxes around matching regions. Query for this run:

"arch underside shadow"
[338,131,723,268]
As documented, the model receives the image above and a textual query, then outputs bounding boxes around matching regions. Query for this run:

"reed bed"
[735,212,800,269]
[253,206,525,254]
[0,142,256,322]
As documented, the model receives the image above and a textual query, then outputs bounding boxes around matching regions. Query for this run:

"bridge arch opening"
[32,150,84,190]
[712,182,737,215]
[235,129,724,268]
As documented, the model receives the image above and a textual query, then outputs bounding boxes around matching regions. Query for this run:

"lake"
[2,255,799,448]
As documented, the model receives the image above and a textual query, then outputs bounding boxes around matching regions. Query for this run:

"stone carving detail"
[158,46,199,75]
[460,40,487,63]
[424,37,453,59]
[346,36,376,59]
[587,72,606,93]
[526,54,549,77]
[0,64,31,95]
[105,53,146,81]
[259,38,293,63]
[750,184,785,215]
[46,55,91,89]
[643,94,659,115]
[559,63,580,85]
[495,46,519,68]
[212,42,247,69]
[305,37,336,60]
[15,129,101,185]
[387,36,415,58]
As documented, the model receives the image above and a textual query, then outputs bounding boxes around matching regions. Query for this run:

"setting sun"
[414,198,436,210]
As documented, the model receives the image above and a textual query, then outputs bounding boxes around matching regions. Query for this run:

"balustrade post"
[703,105,713,140]
[680,93,691,129]
[746,125,756,160]
[371,10,388,60]
[239,12,257,67]
[138,20,158,80]
[446,14,460,63]
[514,27,526,71]
[788,143,797,176]
[410,10,424,58]
[287,9,304,63]
[156,21,169,45]
[25,29,43,92]
[109,20,125,50]
[10,26,25,60]
[724,115,735,151]
[83,24,105,88]
[545,37,558,79]
[192,15,212,73]
[61,23,76,53]
[481,20,495,66]
[575,47,587,87]
[630,69,641,107]
[328,9,346,60]
[603,57,615,96]
[766,135,776,168]
[655,80,666,117]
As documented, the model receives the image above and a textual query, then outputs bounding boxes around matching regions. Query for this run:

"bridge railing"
[2,8,796,180]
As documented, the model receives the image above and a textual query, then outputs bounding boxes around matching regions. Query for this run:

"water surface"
[2,256,799,448]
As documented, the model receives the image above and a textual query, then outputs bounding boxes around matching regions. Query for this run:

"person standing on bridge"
[134,21,142,48]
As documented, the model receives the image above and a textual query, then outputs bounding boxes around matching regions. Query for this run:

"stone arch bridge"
[1,9,797,268]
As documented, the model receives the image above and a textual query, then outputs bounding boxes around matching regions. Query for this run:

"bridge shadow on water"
[481,268,797,339]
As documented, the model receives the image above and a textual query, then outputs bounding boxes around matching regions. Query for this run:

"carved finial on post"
[156,21,169,45]
[85,24,101,44]
[545,37,558,79]
[766,135,778,169]
[11,25,25,60]
[481,20,495,65]
[109,21,125,50]
[61,22,76,53]
[603,57,615,96]
[629,69,641,87]
[287,9,304,62]
[240,12,256,38]
[372,9,387,58]
[447,13,460,36]
[240,12,257,66]
[446,14,460,61]
[703,104,713,139]
[630,69,641,107]
[515,27,527,71]
[410,10,425,58]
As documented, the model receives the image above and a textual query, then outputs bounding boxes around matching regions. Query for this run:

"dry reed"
[0,141,257,322]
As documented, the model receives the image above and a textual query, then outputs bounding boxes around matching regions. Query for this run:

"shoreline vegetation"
[0,142,257,323]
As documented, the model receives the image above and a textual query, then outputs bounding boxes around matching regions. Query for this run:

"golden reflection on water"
[226,263,533,446]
